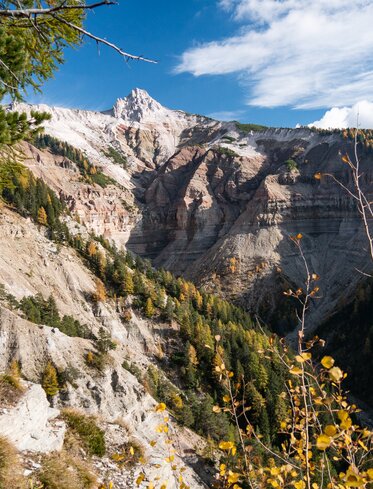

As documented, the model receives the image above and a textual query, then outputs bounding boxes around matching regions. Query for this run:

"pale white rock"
[0,383,65,452]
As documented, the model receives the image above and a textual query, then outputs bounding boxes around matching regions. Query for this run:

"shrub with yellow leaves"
[211,237,372,489]
[134,403,190,489]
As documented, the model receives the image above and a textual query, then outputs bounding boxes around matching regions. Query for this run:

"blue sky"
[27,0,373,128]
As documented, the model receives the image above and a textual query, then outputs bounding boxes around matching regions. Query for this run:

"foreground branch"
[0,0,116,17]
[53,13,157,63]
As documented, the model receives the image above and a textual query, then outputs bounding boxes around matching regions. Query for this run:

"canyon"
[1,88,372,487]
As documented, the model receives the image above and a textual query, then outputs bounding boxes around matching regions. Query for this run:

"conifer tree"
[122,271,134,296]
[37,206,48,225]
[144,297,155,318]
[42,362,59,398]
[93,279,106,303]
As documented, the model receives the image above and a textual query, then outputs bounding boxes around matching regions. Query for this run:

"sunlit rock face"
[20,91,373,332]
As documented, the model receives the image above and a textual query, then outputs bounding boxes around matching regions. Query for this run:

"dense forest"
[33,134,115,188]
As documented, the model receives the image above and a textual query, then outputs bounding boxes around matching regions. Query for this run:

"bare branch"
[52,13,157,63]
[0,0,116,17]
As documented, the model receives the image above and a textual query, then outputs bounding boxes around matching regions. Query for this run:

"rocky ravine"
[0,208,208,488]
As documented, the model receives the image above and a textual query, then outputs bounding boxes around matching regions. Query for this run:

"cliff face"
[16,90,373,332]
[128,129,373,334]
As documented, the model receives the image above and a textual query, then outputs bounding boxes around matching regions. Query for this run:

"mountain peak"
[113,88,167,122]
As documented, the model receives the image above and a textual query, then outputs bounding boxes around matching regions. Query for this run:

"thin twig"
[53,13,157,63]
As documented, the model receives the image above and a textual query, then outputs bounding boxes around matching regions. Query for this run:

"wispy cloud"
[176,1,373,109]
[208,109,244,121]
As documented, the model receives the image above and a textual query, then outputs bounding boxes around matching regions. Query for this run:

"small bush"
[215,146,239,158]
[0,436,26,489]
[0,361,24,407]
[285,158,298,171]
[104,146,128,168]
[62,409,106,457]
[221,135,236,143]
[122,360,143,381]
[111,439,145,467]
[38,451,97,489]
[42,362,59,398]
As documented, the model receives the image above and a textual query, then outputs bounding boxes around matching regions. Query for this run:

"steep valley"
[1,89,373,487]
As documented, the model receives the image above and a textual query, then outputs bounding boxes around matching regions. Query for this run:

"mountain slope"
[8,89,373,406]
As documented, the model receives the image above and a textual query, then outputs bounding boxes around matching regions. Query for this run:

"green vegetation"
[145,364,234,441]
[317,278,373,405]
[19,294,91,338]
[0,162,69,241]
[285,158,298,171]
[235,122,268,133]
[221,135,236,143]
[78,237,289,443]
[215,146,239,158]
[33,134,115,188]
[62,409,106,457]
[104,146,128,168]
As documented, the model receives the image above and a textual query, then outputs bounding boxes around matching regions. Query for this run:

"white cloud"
[176,1,373,109]
[208,109,244,120]
[310,101,373,129]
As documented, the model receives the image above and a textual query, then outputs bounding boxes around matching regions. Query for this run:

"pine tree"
[37,206,48,225]
[144,297,155,318]
[93,279,106,303]
[42,362,59,398]
[122,271,134,296]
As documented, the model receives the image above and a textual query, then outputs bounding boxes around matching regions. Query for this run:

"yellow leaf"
[223,395,230,403]
[295,352,311,363]
[155,402,166,412]
[329,366,343,382]
[316,434,332,451]
[337,410,349,421]
[293,481,306,489]
[129,446,135,455]
[321,356,335,369]
[212,405,221,413]
[340,417,352,430]
[136,473,145,486]
[296,233,303,240]
[149,440,157,447]
[324,425,337,436]
[314,172,322,180]
[219,441,234,451]
[227,472,241,484]
[289,366,303,375]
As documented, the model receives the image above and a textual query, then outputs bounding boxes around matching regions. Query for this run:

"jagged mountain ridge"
[16,90,373,333]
